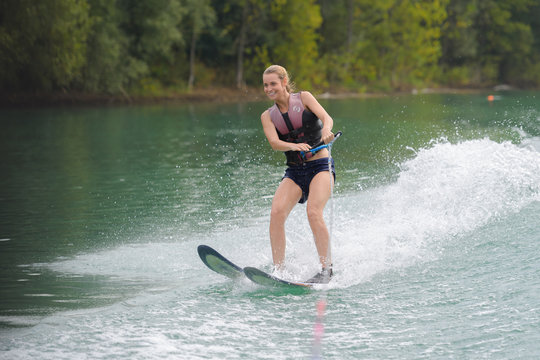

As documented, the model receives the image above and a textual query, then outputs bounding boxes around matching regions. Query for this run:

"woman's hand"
[290,142,312,152]
[321,128,334,144]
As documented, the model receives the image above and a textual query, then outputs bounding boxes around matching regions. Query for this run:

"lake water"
[1,92,539,359]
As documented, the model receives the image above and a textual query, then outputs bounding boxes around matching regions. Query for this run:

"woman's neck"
[275,91,290,112]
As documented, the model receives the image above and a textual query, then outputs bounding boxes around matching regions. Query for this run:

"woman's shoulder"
[299,91,317,107]
[299,90,314,99]
[261,108,271,121]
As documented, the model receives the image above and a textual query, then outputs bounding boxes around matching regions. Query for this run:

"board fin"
[197,245,244,279]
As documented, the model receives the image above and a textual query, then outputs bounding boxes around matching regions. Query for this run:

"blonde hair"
[263,65,296,93]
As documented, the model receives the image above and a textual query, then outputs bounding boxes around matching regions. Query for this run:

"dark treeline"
[1,0,540,97]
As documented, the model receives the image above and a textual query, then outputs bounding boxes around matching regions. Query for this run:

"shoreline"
[0,86,521,109]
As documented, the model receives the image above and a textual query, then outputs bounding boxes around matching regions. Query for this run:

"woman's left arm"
[301,91,334,144]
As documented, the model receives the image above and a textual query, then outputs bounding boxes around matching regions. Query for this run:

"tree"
[0,0,91,92]
[236,1,249,89]
[211,0,271,88]
[268,0,323,89]
[3,0,540,96]
[440,0,538,86]
[79,0,142,93]
[318,0,359,88]
[183,0,215,91]
[116,0,185,93]
[474,0,535,84]
[350,0,448,90]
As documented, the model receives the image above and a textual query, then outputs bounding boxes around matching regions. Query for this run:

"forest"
[1,0,540,99]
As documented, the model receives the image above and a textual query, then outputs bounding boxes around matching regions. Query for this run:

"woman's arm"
[300,91,334,144]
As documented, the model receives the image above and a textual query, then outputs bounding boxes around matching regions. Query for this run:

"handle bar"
[300,131,342,159]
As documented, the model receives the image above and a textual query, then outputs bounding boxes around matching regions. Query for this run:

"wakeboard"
[197,245,244,279]
[243,267,313,289]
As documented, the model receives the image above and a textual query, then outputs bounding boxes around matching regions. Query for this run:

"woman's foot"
[305,266,333,284]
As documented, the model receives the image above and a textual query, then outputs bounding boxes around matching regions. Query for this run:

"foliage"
[268,0,323,89]
[0,0,91,91]
[440,0,539,87]
[2,0,540,95]
[343,0,449,91]
[80,0,143,93]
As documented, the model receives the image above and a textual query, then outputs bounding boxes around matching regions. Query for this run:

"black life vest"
[268,92,323,166]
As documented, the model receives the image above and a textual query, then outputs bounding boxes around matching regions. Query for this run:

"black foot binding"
[305,267,333,284]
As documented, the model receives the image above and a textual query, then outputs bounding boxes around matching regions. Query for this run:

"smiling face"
[263,73,287,101]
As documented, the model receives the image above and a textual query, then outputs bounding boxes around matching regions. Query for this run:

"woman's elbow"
[268,140,282,151]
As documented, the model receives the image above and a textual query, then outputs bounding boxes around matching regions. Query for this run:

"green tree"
[317,0,448,91]
[516,1,540,86]
[79,0,143,94]
[440,0,538,87]
[438,0,479,85]
[268,0,323,89]
[318,0,356,88]
[118,0,184,63]
[3,0,540,97]
[183,0,216,91]
[474,0,535,84]
[0,0,91,92]
[117,0,185,93]
[350,0,448,91]
[210,0,270,88]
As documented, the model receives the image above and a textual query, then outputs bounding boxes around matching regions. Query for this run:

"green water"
[1,92,539,359]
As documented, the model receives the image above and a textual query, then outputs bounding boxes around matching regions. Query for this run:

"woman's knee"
[306,205,324,223]
[270,204,289,223]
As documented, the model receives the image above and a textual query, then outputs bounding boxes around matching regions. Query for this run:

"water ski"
[243,267,313,289]
[197,245,244,279]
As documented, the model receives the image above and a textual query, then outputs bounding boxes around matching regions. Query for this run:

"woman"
[260,65,335,284]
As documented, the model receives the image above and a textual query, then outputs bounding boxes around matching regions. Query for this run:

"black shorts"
[283,157,336,204]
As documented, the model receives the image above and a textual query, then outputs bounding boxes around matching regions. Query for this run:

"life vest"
[269,92,323,166]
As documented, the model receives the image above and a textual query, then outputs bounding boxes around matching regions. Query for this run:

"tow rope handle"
[300,131,342,159]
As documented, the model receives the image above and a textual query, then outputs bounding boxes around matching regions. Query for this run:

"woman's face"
[263,73,286,100]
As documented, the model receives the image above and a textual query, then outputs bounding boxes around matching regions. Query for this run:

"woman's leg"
[269,178,302,268]
[306,171,334,269]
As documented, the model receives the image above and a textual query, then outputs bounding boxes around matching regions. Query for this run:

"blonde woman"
[260,65,335,283]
